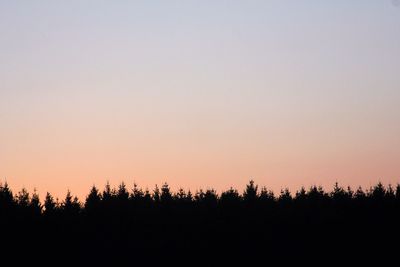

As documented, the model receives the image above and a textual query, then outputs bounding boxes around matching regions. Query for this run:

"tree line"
[1,180,399,265]
[2,180,400,214]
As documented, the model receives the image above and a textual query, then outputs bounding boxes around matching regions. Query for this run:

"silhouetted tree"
[0,182,14,217]
[62,190,80,215]
[143,188,152,205]
[370,182,386,201]
[117,182,129,201]
[195,189,218,210]
[29,189,42,216]
[85,185,101,214]
[278,188,292,204]
[346,186,354,198]
[63,190,73,209]
[204,189,218,203]
[1,180,399,265]
[386,184,395,200]
[331,182,346,201]
[0,182,14,205]
[260,186,275,203]
[295,186,307,201]
[194,189,204,202]
[131,183,144,200]
[186,190,193,202]
[354,186,365,199]
[44,192,56,215]
[220,187,241,206]
[102,181,113,202]
[307,186,326,201]
[174,188,187,202]
[17,188,30,209]
[243,180,258,204]
[153,185,160,203]
[161,183,173,205]
[72,196,81,212]
[220,187,241,220]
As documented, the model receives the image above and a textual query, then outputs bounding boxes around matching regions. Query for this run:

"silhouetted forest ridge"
[1,180,399,264]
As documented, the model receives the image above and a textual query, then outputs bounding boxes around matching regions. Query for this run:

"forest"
[1,180,399,264]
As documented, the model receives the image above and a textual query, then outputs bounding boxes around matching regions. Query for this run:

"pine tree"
[30,188,42,215]
[60,191,80,214]
[85,185,101,213]
[131,183,144,200]
[44,192,56,215]
[17,188,30,208]
[278,188,292,204]
[0,181,14,211]
[153,185,160,203]
[102,181,113,202]
[260,187,275,203]
[117,182,129,201]
[243,180,258,204]
[161,183,172,204]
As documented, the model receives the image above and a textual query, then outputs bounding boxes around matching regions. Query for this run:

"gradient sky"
[1,1,400,199]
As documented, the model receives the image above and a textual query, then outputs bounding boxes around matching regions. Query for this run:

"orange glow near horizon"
[1,1,400,200]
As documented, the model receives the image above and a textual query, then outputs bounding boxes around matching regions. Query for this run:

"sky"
[1,0,400,199]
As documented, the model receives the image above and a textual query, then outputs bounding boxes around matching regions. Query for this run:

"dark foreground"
[1,181,399,265]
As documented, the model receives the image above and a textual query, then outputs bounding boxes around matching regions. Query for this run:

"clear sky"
[1,1,400,199]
